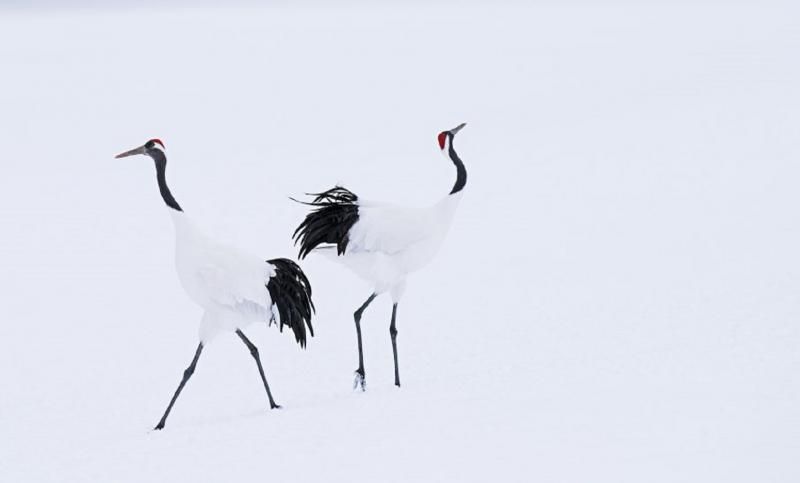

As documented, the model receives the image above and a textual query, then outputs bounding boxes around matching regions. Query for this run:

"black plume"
[266,258,315,348]
[292,186,360,259]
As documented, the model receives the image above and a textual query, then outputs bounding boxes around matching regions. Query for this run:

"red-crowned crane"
[293,123,467,390]
[115,139,314,430]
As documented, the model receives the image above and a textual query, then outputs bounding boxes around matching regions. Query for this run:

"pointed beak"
[115,145,147,159]
[450,123,466,136]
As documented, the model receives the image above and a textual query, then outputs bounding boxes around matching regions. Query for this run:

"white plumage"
[170,211,275,341]
[334,194,463,298]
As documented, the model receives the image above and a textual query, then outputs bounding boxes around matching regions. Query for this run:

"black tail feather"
[292,186,359,259]
[266,258,315,348]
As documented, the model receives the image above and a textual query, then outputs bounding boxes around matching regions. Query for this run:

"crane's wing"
[195,244,275,319]
[347,202,436,255]
[292,187,439,258]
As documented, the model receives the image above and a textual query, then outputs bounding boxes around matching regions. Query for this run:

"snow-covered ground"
[1,2,798,481]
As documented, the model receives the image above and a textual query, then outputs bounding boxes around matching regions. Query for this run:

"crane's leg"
[236,329,281,409]
[154,342,203,430]
[353,293,378,391]
[390,303,400,387]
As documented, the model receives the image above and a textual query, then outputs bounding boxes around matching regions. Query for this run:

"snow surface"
[1,2,799,482]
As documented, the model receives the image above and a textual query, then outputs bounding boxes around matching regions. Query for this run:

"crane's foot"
[153,422,165,431]
[353,369,366,392]
[270,403,282,410]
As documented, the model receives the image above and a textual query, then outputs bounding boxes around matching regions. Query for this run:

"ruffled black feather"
[292,186,360,259]
[266,258,315,348]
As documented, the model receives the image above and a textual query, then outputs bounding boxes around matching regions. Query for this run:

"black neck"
[152,150,182,212]
[448,137,467,195]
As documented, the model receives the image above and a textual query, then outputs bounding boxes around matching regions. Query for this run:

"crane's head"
[437,123,466,153]
[115,139,165,159]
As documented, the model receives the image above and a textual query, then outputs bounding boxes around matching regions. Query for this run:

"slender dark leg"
[236,329,280,409]
[154,342,203,430]
[390,303,400,387]
[353,293,378,391]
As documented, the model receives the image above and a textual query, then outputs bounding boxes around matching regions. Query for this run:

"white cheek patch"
[151,142,165,153]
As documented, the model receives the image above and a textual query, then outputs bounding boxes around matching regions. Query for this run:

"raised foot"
[353,370,366,392]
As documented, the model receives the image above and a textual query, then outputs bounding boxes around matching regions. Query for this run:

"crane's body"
[294,123,468,390]
[171,210,279,340]
[115,139,313,429]
[329,193,463,298]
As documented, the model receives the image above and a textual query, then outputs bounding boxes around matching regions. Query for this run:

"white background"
[1,2,798,481]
